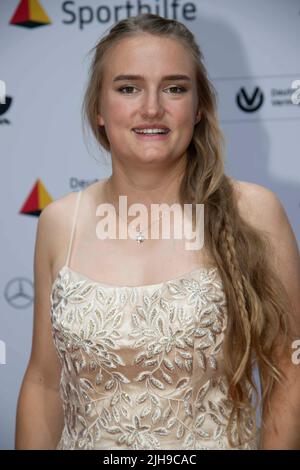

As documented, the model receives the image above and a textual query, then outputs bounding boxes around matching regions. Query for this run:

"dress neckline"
[52,264,219,292]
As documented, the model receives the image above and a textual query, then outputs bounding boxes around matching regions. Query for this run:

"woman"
[15,13,300,450]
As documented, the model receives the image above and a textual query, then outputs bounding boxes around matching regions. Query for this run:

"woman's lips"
[132,129,171,140]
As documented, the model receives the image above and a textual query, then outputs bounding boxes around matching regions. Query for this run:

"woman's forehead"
[110,34,188,58]
[103,37,194,81]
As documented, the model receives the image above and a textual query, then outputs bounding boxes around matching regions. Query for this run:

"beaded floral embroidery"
[50,266,259,450]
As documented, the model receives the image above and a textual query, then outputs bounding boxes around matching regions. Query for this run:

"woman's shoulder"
[230,177,284,231]
[231,177,278,203]
[230,178,298,284]
[39,189,78,230]
[36,191,80,266]
[37,181,105,270]
[40,179,105,222]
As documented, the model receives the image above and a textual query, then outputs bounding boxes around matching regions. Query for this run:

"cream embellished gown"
[50,190,260,450]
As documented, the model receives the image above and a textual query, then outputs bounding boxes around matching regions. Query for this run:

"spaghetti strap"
[65,190,82,268]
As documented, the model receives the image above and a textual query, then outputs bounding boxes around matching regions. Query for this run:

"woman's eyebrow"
[112,74,191,82]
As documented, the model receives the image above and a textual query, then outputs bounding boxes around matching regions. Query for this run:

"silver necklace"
[104,180,163,244]
[134,215,163,244]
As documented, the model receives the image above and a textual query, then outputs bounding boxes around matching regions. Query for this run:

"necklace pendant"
[136,229,145,243]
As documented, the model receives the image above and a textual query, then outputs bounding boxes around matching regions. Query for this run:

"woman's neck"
[105,162,186,211]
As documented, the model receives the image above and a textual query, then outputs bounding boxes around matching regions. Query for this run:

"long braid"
[220,210,252,446]
[221,211,252,384]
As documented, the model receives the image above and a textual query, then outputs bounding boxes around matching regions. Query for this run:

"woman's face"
[98,33,200,166]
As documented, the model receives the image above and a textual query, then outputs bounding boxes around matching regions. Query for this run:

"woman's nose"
[141,91,164,117]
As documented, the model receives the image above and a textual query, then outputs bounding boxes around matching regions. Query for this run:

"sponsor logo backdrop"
[0,0,299,449]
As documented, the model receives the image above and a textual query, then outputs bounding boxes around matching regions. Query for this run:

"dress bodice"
[50,262,259,450]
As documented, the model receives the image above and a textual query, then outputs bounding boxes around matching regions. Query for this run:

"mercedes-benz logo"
[4,277,33,309]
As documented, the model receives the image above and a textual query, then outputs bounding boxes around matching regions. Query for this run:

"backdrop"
[0,0,299,450]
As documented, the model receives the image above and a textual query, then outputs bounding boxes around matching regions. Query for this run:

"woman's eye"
[166,86,187,94]
[117,85,187,95]
[117,86,137,94]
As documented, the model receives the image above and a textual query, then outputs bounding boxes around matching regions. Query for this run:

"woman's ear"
[97,114,104,127]
[195,111,201,124]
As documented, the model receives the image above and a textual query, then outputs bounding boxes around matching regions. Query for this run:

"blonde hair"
[82,13,293,447]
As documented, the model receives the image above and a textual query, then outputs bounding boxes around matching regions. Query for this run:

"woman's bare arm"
[237,181,300,449]
[15,201,66,449]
